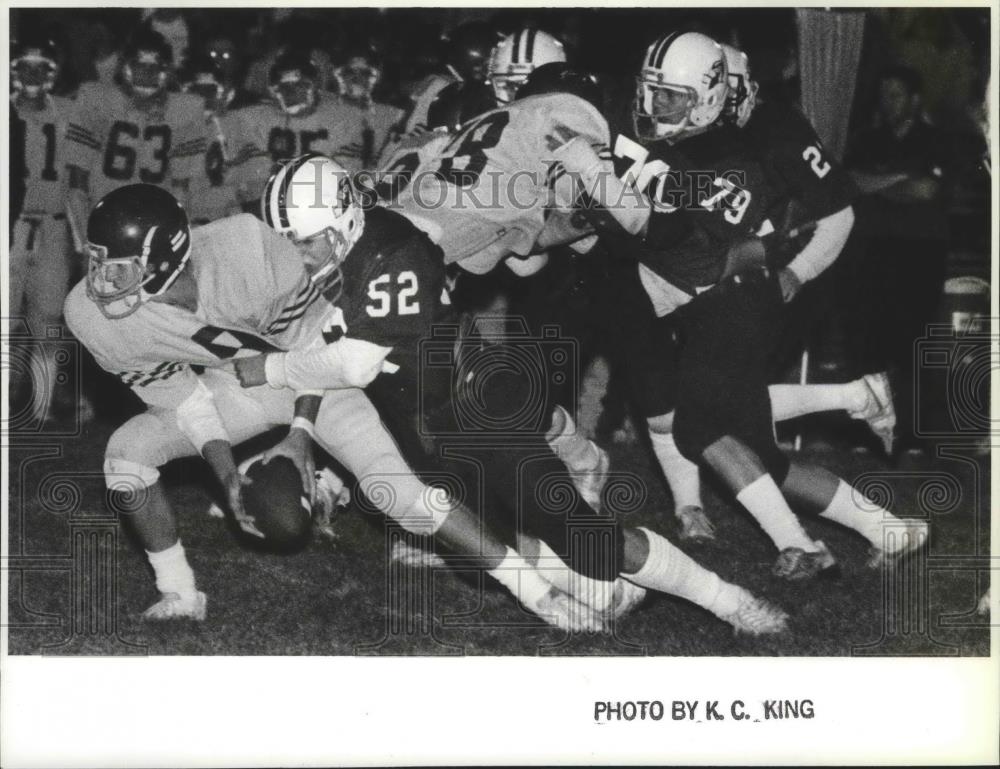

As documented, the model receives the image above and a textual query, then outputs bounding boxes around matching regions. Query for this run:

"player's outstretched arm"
[234,338,394,391]
[783,204,854,287]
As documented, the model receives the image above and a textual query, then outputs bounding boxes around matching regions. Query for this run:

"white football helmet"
[262,154,365,286]
[633,31,729,142]
[719,43,758,128]
[487,28,566,104]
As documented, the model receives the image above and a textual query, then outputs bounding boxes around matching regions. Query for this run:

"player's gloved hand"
[262,428,317,505]
[225,470,260,538]
[778,267,803,303]
[233,354,267,388]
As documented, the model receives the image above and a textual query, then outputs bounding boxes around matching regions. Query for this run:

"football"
[242,456,312,552]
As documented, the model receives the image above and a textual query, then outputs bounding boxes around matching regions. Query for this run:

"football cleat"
[849,372,897,455]
[313,467,349,541]
[720,591,789,636]
[610,578,647,620]
[865,520,929,569]
[142,591,207,621]
[390,538,447,569]
[529,586,606,633]
[772,540,839,581]
[573,442,609,511]
[676,504,715,542]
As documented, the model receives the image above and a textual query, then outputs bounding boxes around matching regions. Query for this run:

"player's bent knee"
[103,457,160,490]
[646,411,675,435]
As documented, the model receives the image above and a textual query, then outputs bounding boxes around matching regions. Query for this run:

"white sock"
[624,528,740,618]
[146,541,197,597]
[489,547,552,607]
[736,475,816,552]
[768,382,865,422]
[534,541,614,611]
[649,430,702,509]
[547,405,601,473]
[819,479,908,549]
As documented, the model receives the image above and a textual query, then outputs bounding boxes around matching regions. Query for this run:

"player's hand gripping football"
[261,427,317,505]
[225,469,261,538]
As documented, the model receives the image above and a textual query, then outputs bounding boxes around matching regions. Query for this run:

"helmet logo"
[705,59,724,89]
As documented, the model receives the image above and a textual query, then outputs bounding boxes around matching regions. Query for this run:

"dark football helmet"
[121,27,173,100]
[269,50,320,116]
[85,184,192,319]
[182,50,231,113]
[444,21,496,83]
[10,32,60,100]
[516,62,604,113]
[426,80,496,133]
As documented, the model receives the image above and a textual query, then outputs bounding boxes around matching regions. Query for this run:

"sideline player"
[64,183,591,630]
[9,33,75,421]
[65,28,206,243]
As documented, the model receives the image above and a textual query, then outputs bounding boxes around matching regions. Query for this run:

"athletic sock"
[819,479,909,549]
[488,547,554,608]
[649,430,702,509]
[623,528,741,618]
[735,474,817,552]
[768,382,865,422]
[534,540,614,611]
[146,540,197,597]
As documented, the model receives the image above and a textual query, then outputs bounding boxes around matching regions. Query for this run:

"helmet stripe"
[512,30,524,64]
[262,170,280,229]
[648,32,680,69]
[525,28,537,63]
[275,154,316,230]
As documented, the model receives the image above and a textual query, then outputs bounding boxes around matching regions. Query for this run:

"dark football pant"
[671,271,790,484]
[369,358,624,582]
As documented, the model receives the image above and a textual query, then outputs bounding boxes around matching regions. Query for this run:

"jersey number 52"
[366,271,421,317]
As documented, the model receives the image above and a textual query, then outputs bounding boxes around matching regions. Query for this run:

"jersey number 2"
[802,145,831,178]
[366,271,420,317]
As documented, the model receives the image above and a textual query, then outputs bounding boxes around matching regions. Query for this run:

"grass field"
[7,408,991,658]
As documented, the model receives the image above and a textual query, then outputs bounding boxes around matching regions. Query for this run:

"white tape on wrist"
[290,416,316,439]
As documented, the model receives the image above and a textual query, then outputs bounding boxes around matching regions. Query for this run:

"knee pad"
[103,457,160,495]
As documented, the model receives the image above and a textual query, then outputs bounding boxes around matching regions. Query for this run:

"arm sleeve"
[785,205,855,283]
[64,88,104,176]
[265,337,394,390]
[174,377,230,451]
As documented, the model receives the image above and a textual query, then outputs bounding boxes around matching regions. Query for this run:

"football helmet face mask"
[719,43,758,128]
[487,28,566,105]
[183,52,232,114]
[121,31,173,100]
[85,184,192,319]
[262,154,365,289]
[633,31,728,142]
[334,55,380,103]
[269,52,319,117]
[10,38,59,101]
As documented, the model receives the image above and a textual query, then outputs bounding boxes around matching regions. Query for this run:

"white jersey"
[64,214,332,409]
[390,92,610,274]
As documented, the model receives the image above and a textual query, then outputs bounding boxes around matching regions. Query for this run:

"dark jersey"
[323,206,454,425]
[610,125,780,289]
[742,101,855,225]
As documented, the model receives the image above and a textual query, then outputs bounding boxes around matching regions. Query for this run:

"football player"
[564,32,925,577]
[64,183,588,630]
[404,21,496,135]
[235,49,399,203]
[65,27,206,243]
[234,154,789,635]
[9,33,75,421]
[180,49,260,224]
[333,47,404,165]
[487,28,568,105]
